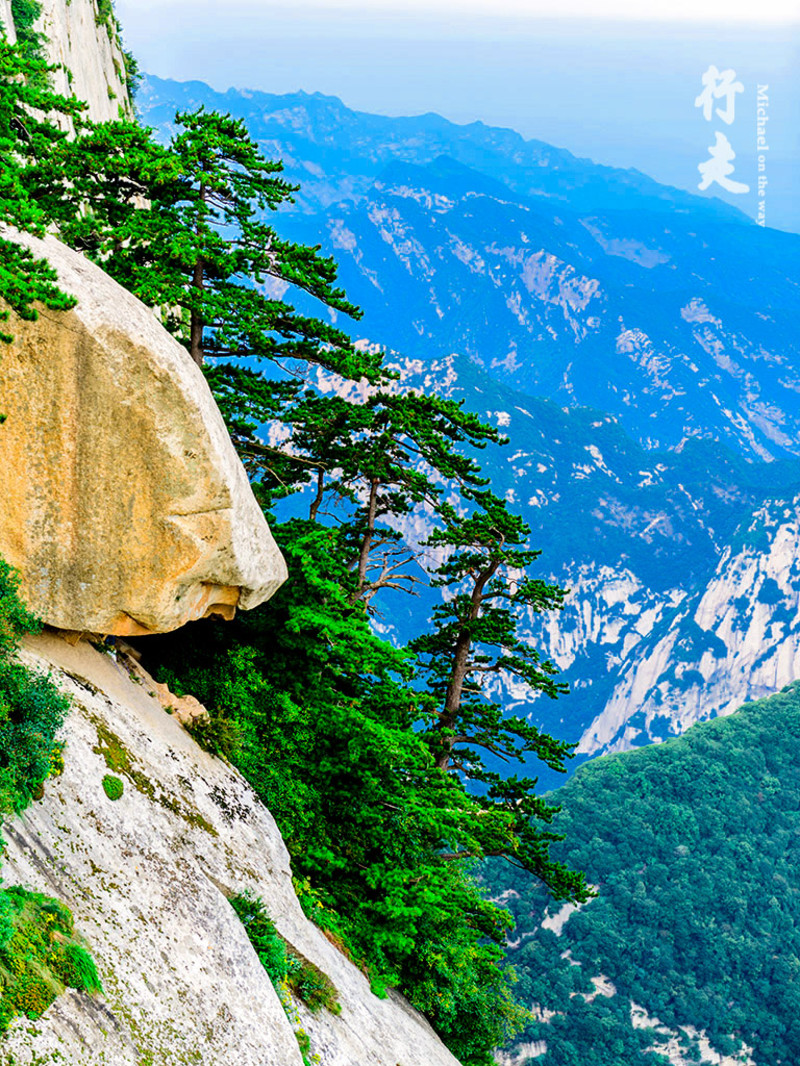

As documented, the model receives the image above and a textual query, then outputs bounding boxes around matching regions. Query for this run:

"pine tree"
[208,368,505,604]
[0,37,82,341]
[410,489,590,898]
[40,108,380,379]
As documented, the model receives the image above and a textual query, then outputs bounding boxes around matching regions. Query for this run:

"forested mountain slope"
[482,682,800,1066]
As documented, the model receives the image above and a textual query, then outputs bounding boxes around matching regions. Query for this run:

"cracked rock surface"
[0,631,460,1066]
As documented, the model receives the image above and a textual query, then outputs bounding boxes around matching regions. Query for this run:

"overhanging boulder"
[0,230,287,635]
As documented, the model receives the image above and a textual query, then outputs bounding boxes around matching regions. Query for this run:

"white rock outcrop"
[0,230,288,635]
[0,631,462,1066]
[577,496,800,756]
[0,1,14,41]
[38,0,132,122]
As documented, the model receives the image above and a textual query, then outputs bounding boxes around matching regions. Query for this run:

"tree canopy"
[2,46,590,1060]
[37,108,380,377]
[0,37,82,340]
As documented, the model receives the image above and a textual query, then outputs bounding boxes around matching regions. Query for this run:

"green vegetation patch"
[93,0,120,34]
[485,681,800,1066]
[0,560,70,817]
[0,558,102,1040]
[92,721,132,777]
[101,775,123,801]
[0,887,102,1034]
[91,717,217,836]
[185,712,241,762]
[9,0,45,63]
[230,893,340,1015]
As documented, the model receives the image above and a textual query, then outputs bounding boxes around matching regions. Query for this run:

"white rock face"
[0,0,132,123]
[0,1,15,41]
[40,0,132,122]
[0,631,462,1066]
[577,496,800,756]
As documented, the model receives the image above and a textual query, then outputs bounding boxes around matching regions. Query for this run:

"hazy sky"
[120,0,800,19]
[116,1,800,231]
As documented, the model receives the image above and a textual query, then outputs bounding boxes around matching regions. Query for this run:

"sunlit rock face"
[576,496,800,757]
[0,231,288,635]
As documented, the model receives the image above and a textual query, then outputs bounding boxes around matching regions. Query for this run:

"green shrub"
[9,0,41,32]
[54,943,103,994]
[0,561,70,814]
[231,893,340,1014]
[122,48,141,98]
[9,0,44,61]
[186,711,241,761]
[101,774,123,801]
[0,558,102,1031]
[287,954,341,1014]
[230,892,288,986]
[0,558,40,653]
[0,658,71,814]
[0,887,102,1033]
[93,0,117,32]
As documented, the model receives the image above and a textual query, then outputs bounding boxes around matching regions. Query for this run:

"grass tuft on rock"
[230,892,340,1015]
[102,774,124,801]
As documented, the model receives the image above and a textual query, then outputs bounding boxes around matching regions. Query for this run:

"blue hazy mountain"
[137,75,800,776]
[294,155,800,463]
[141,75,800,463]
[139,76,751,223]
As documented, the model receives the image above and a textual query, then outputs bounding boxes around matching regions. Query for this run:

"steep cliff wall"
[577,495,800,756]
[39,0,132,121]
[0,631,461,1066]
[0,0,131,122]
[0,1,13,41]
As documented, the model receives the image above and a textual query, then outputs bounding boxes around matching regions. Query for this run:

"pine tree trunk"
[190,181,206,367]
[355,478,379,595]
[309,468,325,521]
[436,560,500,770]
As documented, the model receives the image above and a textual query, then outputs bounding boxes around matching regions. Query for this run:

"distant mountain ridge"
[139,76,752,224]
[138,75,800,771]
[306,156,800,462]
[366,355,800,776]
[140,76,800,462]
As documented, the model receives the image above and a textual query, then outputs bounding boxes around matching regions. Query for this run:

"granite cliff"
[0,231,287,636]
[0,0,131,123]
[0,632,461,1066]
